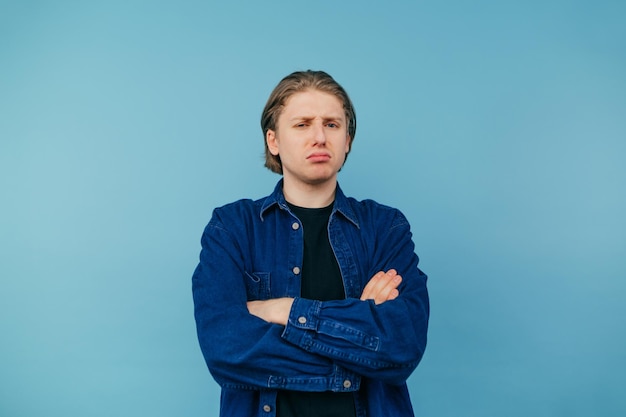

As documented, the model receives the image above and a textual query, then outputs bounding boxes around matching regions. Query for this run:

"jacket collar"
[260,179,360,228]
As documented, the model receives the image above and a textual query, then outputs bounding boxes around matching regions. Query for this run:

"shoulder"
[344,196,410,230]
[206,196,268,231]
[210,180,285,226]
[213,197,262,215]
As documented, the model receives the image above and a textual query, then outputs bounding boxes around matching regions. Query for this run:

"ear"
[266,129,279,156]
[345,135,352,153]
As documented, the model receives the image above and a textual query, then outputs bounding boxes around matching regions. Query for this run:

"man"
[192,70,429,417]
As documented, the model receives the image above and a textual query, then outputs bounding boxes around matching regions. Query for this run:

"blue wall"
[1,1,624,416]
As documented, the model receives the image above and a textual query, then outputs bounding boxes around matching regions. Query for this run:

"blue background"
[1,1,625,416]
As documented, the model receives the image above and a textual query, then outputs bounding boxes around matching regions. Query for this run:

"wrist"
[277,298,295,325]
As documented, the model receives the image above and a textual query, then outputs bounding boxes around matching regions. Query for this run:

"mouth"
[307,153,331,162]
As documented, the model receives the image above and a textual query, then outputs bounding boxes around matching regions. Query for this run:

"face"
[266,89,351,189]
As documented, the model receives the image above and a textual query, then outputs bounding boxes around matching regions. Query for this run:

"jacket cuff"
[281,297,321,350]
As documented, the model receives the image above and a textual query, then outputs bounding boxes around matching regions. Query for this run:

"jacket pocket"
[244,271,271,300]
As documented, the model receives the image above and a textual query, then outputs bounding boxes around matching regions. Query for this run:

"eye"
[327,122,339,128]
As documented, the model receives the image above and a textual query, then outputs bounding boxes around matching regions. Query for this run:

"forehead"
[280,89,345,120]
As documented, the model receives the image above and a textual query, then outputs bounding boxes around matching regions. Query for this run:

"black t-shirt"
[276,203,356,417]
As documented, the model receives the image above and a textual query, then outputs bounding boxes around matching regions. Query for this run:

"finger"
[361,270,400,302]
[360,271,387,300]
[368,270,398,298]
[385,288,400,302]
[372,274,402,304]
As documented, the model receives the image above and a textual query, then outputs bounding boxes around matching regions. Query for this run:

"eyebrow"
[288,114,345,122]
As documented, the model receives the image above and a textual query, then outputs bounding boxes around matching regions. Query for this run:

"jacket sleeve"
[280,209,430,386]
[192,212,357,391]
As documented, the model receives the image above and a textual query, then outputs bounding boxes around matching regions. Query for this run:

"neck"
[282,177,337,208]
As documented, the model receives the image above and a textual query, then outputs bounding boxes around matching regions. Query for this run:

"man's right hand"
[360,269,402,305]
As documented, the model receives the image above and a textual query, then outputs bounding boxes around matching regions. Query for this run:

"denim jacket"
[192,180,429,417]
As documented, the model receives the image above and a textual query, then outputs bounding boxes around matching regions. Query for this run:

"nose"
[312,121,327,145]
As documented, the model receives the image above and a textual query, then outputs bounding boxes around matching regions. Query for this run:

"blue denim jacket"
[192,180,429,417]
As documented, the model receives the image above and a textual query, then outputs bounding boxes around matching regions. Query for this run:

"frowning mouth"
[307,153,331,162]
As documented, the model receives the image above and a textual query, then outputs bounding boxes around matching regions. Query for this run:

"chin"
[302,173,336,186]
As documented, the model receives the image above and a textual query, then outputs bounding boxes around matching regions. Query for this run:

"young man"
[192,70,429,417]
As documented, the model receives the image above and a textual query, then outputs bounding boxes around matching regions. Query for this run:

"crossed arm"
[247,269,403,325]
[194,208,429,389]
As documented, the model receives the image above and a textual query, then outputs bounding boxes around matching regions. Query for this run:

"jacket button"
[292,222,300,230]
[263,404,271,412]
[292,266,301,275]
[298,316,307,324]
[343,379,352,389]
